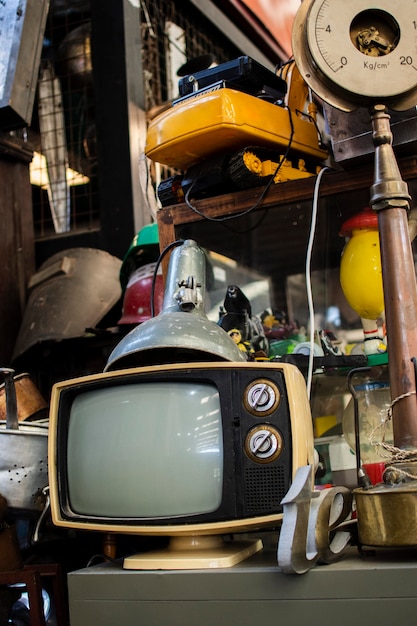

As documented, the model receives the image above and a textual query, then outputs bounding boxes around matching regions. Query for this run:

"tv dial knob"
[245,425,283,463]
[244,379,280,416]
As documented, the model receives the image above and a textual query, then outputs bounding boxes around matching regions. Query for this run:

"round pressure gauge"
[292,0,417,111]
[245,425,283,463]
[243,379,280,416]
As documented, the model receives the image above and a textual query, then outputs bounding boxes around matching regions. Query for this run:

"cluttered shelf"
[156,156,417,316]
[156,155,417,253]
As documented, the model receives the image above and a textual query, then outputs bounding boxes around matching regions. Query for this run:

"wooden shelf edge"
[157,156,417,228]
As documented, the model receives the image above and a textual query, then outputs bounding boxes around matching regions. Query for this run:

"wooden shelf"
[156,156,417,307]
[157,156,417,251]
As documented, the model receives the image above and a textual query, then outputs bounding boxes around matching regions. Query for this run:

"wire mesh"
[31,0,242,241]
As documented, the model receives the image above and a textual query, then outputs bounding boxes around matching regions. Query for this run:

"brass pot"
[354,481,417,547]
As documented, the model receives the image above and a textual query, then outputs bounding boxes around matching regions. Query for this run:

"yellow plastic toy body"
[340,226,384,321]
[242,152,316,183]
[145,87,328,170]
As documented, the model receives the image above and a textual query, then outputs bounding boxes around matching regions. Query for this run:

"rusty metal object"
[0,373,47,422]
[0,368,48,516]
[0,0,49,129]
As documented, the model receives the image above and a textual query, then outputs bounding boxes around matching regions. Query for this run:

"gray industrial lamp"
[105,239,247,370]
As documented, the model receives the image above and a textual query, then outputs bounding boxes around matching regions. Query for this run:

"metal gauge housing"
[292,0,417,111]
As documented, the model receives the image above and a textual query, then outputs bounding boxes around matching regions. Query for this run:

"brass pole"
[370,104,417,449]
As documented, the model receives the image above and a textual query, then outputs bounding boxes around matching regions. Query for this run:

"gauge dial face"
[293,0,417,110]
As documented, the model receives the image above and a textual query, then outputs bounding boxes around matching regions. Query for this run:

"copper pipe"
[370,105,417,449]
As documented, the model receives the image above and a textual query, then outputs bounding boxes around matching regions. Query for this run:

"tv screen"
[66,381,223,518]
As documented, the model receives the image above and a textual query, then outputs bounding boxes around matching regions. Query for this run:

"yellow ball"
[340,228,384,320]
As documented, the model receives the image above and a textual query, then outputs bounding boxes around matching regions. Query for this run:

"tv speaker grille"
[244,466,286,514]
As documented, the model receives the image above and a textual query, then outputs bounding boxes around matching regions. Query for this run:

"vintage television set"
[48,360,314,569]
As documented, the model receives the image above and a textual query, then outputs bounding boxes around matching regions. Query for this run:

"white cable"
[305,166,330,398]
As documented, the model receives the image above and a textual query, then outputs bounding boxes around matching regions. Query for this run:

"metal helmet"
[118,262,164,325]
[118,223,162,325]
[12,248,122,362]
[119,222,160,291]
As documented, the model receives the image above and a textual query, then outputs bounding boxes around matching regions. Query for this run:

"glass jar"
[342,376,393,483]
